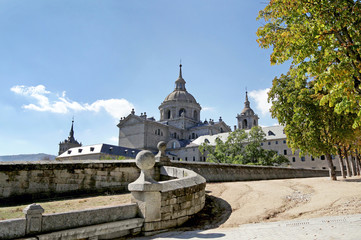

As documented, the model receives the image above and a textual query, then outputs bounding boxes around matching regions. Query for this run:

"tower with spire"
[236,91,259,130]
[117,63,231,151]
[58,119,82,155]
[158,64,201,127]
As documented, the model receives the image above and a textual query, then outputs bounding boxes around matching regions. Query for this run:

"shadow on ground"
[178,195,232,231]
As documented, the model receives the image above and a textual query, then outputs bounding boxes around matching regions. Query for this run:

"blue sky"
[0,0,290,156]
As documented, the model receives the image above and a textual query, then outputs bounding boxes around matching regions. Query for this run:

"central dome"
[164,90,197,103]
[158,64,202,122]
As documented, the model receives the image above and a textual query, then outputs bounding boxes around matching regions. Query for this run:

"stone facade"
[117,64,231,152]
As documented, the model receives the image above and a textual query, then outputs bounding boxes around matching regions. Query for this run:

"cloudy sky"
[0,0,290,156]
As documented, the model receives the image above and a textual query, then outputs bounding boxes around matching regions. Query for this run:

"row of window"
[164,109,198,120]
[155,129,163,136]
[261,139,287,146]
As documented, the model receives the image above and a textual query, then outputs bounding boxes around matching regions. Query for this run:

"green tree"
[257,0,361,127]
[199,127,289,166]
[199,129,247,164]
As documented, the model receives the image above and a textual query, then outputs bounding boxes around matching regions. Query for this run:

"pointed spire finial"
[244,90,250,108]
[179,60,183,79]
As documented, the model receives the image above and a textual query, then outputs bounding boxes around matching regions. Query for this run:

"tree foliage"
[199,127,289,166]
[257,0,361,127]
[257,0,361,180]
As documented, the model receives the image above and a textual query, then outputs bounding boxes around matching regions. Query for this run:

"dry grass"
[0,193,131,220]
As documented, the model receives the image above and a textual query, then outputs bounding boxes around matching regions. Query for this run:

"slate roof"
[190,125,286,146]
[57,143,141,158]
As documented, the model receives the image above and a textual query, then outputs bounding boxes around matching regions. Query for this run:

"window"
[90,147,95,152]
[193,110,198,120]
[321,155,325,160]
[172,142,177,149]
[283,140,286,144]
[292,157,296,162]
[192,133,195,139]
[311,156,315,161]
[220,127,224,133]
[67,150,72,154]
[268,142,271,145]
[284,150,287,155]
[179,108,186,117]
[167,110,171,119]
[193,156,195,161]
[276,141,278,144]
[322,167,326,170]
[268,131,275,136]
[204,139,210,143]
[261,143,263,146]
[78,149,82,153]
[301,156,305,162]
[243,119,248,129]
[185,157,188,161]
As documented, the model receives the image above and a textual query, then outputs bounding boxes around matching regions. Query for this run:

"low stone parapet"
[129,151,206,235]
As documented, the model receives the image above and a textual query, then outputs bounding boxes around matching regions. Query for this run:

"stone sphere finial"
[157,141,166,153]
[136,150,155,170]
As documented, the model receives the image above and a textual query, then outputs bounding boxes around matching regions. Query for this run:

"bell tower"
[236,92,259,130]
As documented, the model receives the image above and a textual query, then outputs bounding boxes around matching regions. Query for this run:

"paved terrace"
[134,214,361,240]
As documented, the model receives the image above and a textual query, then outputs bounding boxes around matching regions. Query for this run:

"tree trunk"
[325,153,337,181]
[343,146,352,177]
[349,152,356,176]
[337,147,346,178]
[355,152,361,176]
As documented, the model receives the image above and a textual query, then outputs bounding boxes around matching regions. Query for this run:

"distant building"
[56,143,141,160]
[58,119,82,155]
[117,64,231,152]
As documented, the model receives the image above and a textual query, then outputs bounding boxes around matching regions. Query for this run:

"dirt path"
[204,177,361,228]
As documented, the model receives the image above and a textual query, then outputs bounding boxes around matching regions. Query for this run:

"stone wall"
[0,159,330,204]
[0,160,141,204]
[141,166,206,233]
[166,161,330,182]
[0,203,143,240]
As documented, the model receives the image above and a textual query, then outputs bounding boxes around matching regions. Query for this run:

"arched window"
[220,127,224,133]
[193,110,198,120]
[179,108,186,117]
[204,138,210,143]
[254,120,257,126]
[192,133,195,139]
[167,110,171,119]
[243,119,248,129]
[172,142,177,149]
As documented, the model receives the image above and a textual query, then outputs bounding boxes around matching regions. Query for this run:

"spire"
[175,63,186,91]
[68,118,75,142]
[244,91,250,108]
[179,63,183,79]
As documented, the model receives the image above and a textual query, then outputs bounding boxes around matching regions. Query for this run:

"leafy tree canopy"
[257,0,361,127]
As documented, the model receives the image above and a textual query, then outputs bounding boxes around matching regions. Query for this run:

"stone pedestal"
[129,150,162,222]
[23,203,44,235]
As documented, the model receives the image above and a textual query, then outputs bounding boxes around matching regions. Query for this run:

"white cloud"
[202,106,215,112]
[11,85,134,119]
[248,88,272,116]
